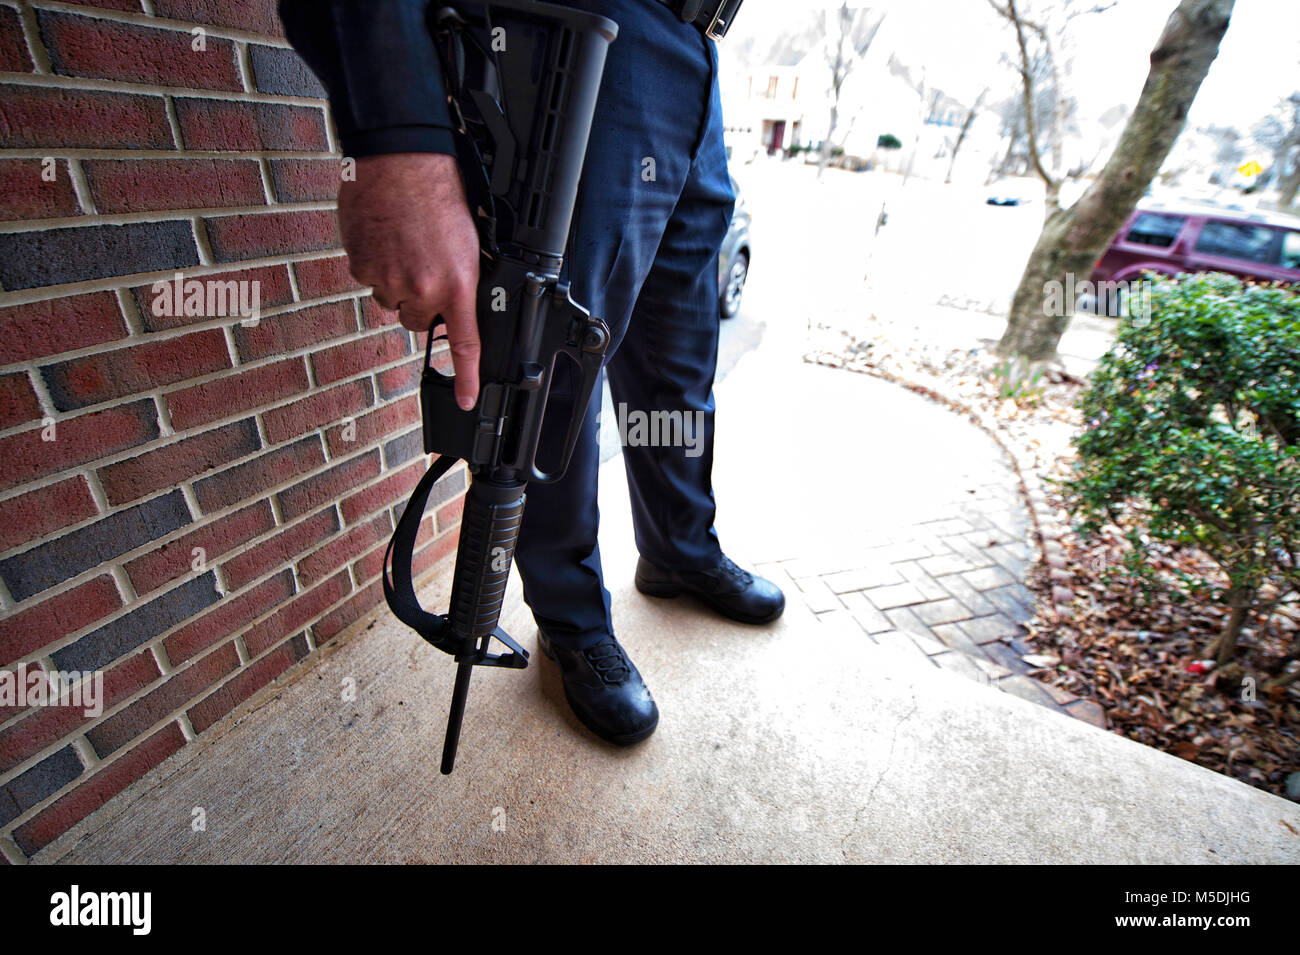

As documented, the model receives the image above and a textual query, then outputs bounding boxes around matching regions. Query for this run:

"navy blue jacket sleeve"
[278,0,457,158]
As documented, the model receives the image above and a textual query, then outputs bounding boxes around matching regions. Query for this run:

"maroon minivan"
[1086,202,1300,314]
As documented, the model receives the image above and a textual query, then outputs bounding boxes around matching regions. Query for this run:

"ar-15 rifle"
[383,1,618,774]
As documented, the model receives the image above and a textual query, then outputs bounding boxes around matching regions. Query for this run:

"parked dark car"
[718,176,752,318]
[1085,201,1300,314]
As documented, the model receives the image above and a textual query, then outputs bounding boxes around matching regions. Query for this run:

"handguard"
[382,0,618,775]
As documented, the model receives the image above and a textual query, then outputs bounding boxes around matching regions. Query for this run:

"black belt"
[656,0,743,39]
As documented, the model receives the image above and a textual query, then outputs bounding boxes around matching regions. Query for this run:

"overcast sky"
[724,0,1300,142]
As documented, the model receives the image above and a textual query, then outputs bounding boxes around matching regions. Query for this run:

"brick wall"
[0,0,465,861]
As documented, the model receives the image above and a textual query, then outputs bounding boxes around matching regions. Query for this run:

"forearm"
[278,0,457,157]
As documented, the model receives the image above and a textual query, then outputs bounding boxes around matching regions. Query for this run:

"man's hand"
[338,153,481,410]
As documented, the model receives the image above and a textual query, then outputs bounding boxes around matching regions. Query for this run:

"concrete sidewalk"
[30,340,1300,864]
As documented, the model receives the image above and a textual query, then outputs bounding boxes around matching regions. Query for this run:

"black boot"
[635,554,785,624]
[536,630,659,745]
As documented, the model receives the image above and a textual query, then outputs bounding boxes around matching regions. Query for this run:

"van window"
[1125,213,1184,248]
[1282,231,1300,271]
[1195,220,1276,264]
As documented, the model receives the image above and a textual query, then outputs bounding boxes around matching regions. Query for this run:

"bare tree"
[946,88,988,183]
[987,0,1116,211]
[996,0,1235,364]
[818,3,885,179]
[1255,92,1300,207]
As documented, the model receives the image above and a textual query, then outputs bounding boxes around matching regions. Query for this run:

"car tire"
[720,251,748,319]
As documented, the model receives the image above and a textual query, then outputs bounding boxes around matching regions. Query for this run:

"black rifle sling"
[382,453,461,656]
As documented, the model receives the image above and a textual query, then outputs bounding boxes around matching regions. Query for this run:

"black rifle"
[383,1,618,774]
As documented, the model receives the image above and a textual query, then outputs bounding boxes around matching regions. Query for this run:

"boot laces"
[584,639,631,685]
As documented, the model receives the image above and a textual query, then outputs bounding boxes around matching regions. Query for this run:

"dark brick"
[98,418,261,507]
[0,221,199,290]
[12,723,185,856]
[271,159,343,204]
[0,292,127,366]
[41,328,230,412]
[376,355,421,399]
[51,573,221,673]
[248,44,326,97]
[187,633,309,733]
[86,640,238,756]
[0,84,172,149]
[38,9,242,91]
[192,435,324,513]
[3,746,82,816]
[383,428,423,469]
[1,490,190,602]
[152,0,284,37]
[0,399,159,493]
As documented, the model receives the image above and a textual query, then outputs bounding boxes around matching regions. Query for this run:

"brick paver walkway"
[751,460,1106,730]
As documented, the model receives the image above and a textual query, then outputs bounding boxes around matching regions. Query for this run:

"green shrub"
[1066,272,1300,667]
[877,133,902,150]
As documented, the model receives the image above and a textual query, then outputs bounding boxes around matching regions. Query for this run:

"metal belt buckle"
[705,0,742,39]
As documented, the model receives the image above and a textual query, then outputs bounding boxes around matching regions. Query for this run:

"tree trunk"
[1207,583,1256,668]
[996,0,1235,363]
[946,90,986,184]
[1279,156,1300,208]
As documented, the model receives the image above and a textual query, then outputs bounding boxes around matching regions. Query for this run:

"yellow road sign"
[1237,160,1263,177]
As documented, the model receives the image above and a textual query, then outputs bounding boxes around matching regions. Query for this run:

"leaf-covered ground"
[812,321,1300,802]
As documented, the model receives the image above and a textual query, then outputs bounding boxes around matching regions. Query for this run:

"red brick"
[311,579,383,643]
[376,355,422,399]
[219,506,338,591]
[153,0,284,37]
[412,526,459,580]
[204,209,339,262]
[41,329,230,412]
[83,158,265,216]
[0,575,122,668]
[175,97,327,152]
[187,634,309,734]
[277,449,381,521]
[163,568,293,664]
[0,85,172,149]
[298,511,391,587]
[124,499,275,596]
[132,264,294,332]
[360,295,402,328]
[98,418,261,507]
[340,459,424,525]
[86,641,239,757]
[0,650,160,773]
[60,0,143,11]
[312,328,411,386]
[38,10,242,91]
[0,372,41,429]
[243,570,348,657]
[0,159,80,221]
[293,254,364,300]
[0,399,158,493]
[192,435,325,514]
[0,292,127,366]
[166,357,309,431]
[13,723,185,856]
[0,477,99,555]
[231,300,355,362]
[436,496,465,534]
[350,537,388,586]
[269,158,341,202]
[324,394,419,456]
[0,6,33,72]
[262,378,373,444]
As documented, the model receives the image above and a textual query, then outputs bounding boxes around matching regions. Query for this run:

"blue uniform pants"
[513,0,735,649]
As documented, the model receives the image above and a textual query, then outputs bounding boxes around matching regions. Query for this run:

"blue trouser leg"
[513,0,734,650]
